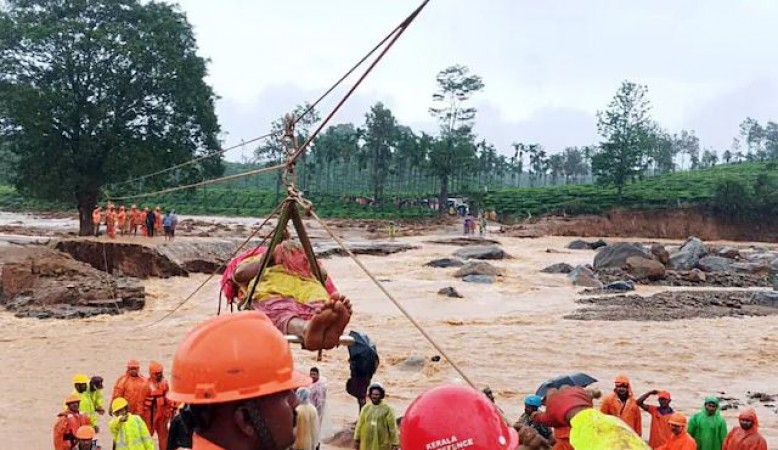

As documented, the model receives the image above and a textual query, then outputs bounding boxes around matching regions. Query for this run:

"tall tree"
[675,130,700,170]
[428,65,484,213]
[591,80,654,197]
[561,147,588,181]
[0,0,221,235]
[701,149,718,168]
[361,102,398,203]
[648,131,677,174]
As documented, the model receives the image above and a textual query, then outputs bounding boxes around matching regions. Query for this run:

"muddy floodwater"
[0,231,776,448]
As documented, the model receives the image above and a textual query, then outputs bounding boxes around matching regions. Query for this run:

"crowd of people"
[52,313,769,450]
[91,203,178,240]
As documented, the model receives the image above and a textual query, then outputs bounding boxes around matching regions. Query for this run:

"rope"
[287,0,431,167]
[108,162,286,201]
[109,2,415,191]
[109,132,278,188]
[307,208,477,389]
[142,203,283,328]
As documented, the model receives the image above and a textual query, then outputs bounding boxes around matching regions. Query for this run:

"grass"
[485,162,771,221]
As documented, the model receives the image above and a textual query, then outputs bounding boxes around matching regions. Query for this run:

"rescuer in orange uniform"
[112,359,150,416]
[144,361,175,450]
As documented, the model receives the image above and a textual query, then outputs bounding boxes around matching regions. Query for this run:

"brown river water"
[0,233,776,448]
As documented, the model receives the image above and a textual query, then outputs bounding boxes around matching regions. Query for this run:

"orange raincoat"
[92,207,102,226]
[154,207,163,232]
[117,206,127,233]
[129,206,141,234]
[112,370,151,416]
[722,408,767,450]
[106,207,117,239]
[140,209,149,236]
[647,404,674,448]
[600,376,642,436]
[143,362,175,450]
[53,410,91,450]
[658,414,697,450]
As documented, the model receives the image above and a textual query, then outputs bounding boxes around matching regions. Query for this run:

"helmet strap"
[244,402,278,450]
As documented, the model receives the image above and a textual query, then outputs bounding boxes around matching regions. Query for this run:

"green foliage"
[0,0,221,234]
[592,81,655,196]
[486,162,770,222]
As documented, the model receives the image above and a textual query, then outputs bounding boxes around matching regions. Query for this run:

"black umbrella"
[347,330,377,360]
[535,373,597,398]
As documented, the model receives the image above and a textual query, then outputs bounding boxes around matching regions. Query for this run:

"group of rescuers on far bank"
[53,230,768,450]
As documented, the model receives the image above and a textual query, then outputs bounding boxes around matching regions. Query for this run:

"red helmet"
[400,384,519,450]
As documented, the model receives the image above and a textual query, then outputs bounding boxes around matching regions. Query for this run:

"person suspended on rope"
[232,238,353,351]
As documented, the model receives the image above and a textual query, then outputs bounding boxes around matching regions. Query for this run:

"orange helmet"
[400,385,518,450]
[127,359,140,369]
[75,425,96,440]
[168,311,309,404]
[149,361,164,374]
[65,394,81,405]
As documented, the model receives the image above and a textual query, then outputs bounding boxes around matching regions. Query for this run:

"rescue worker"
[141,207,149,237]
[532,386,649,449]
[89,376,106,416]
[514,395,553,446]
[129,205,141,236]
[117,205,127,236]
[145,207,156,237]
[688,397,727,450]
[92,205,102,237]
[144,361,174,450]
[167,404,194,450]
[167,311,310,450]
[106,203,117,239]
[110,397,154,450]
[154,206,163,233]
[722,408,766,450]
[54,394,91,450]
[71,373,99,431]
[638,390,675,448]
[354,382,399,450]
[600,375,642,435]
[112,359,150,416]
[75,425,103,450]
[400,384,519,450]
[658,414,697,450]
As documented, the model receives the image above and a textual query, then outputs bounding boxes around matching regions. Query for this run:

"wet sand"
[1,234,776,448]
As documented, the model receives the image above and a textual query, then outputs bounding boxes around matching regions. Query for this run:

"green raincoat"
[688,396,728,450]
[354,401,399,450]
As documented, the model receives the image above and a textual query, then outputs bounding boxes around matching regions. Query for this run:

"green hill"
[485,162,772,221]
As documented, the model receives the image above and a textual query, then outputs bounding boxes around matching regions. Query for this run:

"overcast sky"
[176,0,778,161]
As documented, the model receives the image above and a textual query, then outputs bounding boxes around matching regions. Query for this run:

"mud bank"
[511,208,778,242]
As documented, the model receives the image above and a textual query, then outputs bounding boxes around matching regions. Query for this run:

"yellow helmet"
[111,397,129,414]
[73,374,90,384]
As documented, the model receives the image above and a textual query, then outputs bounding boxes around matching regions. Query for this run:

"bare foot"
[303,303,335,351]
[321,300,352,350]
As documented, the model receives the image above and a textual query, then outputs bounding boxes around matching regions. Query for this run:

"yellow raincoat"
[109,413,154,450]
[354,401,399,450]
[569,409,650,449]
[89,386,104,414]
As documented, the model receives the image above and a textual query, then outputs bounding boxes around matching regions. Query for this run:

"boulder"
[589,239,609,250]
[566,240,589,250]
[717,247,741,259]
[698,256,734,273]
[568,265,603,289]
[753,291,778,308]
[425,258,465,268]
[625,256,666,280]
[650,244,671,266]
[683,269,707,283]
[453,261,503,278]
[731,262,771,276]
[670,251,699,271]
[437,287,463,298]
[540,263,574,274]
[593,243,650,270]
[604,280,635,292]
[681,237,708,258]
[463,274,495,283]
[453,245,508,260]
